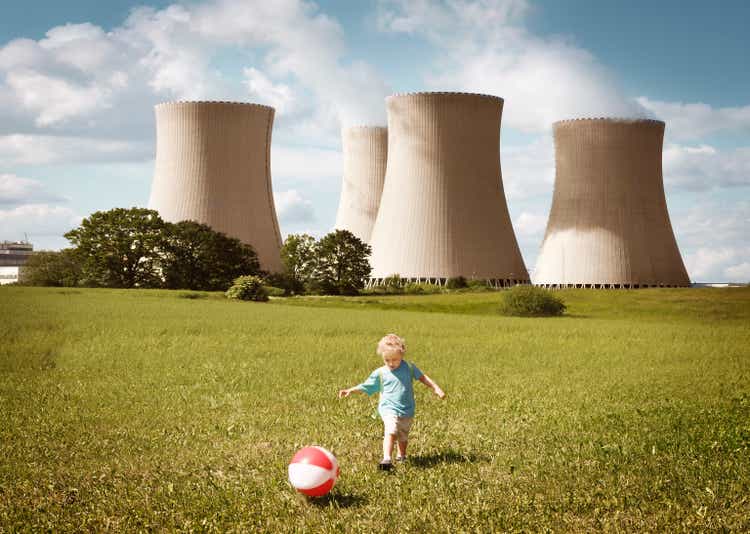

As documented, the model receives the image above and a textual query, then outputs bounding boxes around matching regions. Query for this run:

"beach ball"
[288,446,339,497]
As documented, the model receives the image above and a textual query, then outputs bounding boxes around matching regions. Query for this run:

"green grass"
[1,286,749,531]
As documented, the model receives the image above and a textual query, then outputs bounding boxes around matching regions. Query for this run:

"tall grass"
[1,286,748,531]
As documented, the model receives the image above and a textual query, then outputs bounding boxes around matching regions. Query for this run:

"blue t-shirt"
[357,360,424,417]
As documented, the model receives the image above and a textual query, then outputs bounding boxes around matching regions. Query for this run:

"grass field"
[1,286,749,531]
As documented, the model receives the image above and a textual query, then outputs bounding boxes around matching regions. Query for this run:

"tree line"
[22,207,372,295]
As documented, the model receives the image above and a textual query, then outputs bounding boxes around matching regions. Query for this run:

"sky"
[0,0,748,282]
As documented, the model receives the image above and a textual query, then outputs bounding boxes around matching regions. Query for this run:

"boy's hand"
[435,387,446,399]
[338,389,352,398]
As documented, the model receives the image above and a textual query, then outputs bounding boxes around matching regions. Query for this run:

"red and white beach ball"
[288,446,340,497]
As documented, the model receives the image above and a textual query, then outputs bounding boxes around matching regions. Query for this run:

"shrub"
[404,282,442,295]
[446,276,468,289]
[500,285,566,317]
[381,274,405,294]
[225,275,269,302]
[466,279,492,291]
[264,285,286,298]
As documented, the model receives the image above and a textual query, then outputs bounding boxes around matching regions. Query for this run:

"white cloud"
[377,0,648,132]
[637,97,750,141]
[0,174,67,206]
[6,70,117,127]
[271,145,342,182]
[243,67,297,116]
[274,189,315,224]
[0,0,390,151]
[0,134,151,165]
[0,203,82,246]
[673,201,750,283]
[514,211,547,237]
[502,135,555,199]
[664,143,750,191]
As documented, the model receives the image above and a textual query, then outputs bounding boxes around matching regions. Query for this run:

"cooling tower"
[369,92,529,285]
[334,126,387,244]
[534,118,690,288]
[149,101,283,273]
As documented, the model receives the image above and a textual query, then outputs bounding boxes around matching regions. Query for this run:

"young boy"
[338,333,445,469]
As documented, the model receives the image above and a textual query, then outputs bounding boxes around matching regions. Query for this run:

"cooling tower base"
[369,277,531,288]
[535,283,690,289]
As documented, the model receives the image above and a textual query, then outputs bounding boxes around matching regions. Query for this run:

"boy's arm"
[339,369,381,398]
[419,374,446,399]
[338,387,365,398]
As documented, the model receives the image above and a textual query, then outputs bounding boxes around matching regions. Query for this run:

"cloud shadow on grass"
[409,450,489,469]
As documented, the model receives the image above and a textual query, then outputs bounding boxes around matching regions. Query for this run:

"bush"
[264,285,286,298]
[466,279,492,291]
[404,282,442,295]
[500,285,566,317]
[446,276,468,289]
[225,275,269,302]
[381,274,405,294]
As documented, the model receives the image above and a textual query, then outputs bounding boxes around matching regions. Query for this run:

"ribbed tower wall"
[369,92,529,285]
[534,118,690,288]
[149,101,283,273]
[334,126,388,244]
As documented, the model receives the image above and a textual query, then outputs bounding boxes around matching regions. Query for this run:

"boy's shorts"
[382,414,413,441]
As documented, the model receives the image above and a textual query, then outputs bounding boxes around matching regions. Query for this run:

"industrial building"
[149,101,283,273]
[0,241,33,285]
[533,118,690,288]
[334,126,387,244]
[368,92,529,286]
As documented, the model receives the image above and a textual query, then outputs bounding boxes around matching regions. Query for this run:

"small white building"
[0,241,33,284]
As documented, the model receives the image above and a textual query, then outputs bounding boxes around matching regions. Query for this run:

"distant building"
[149,101,283,273]
[534,118,690,288]
[369,92,529,286]
[334,126,387,244]
[0,241,33,285]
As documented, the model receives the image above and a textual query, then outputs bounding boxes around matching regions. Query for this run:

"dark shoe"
[378,460,393,471]
[396,456,406,463]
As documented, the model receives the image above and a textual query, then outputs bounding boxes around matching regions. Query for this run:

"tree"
[21,249,83,287]
[312,229,372,295]
[161,220,260,291]
[64,208,168,288]
[280,233,317,294]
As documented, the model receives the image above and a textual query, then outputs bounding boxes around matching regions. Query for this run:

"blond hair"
[377,333,406,356]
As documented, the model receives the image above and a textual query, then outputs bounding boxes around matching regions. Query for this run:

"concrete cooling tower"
[334,126,387,243]
[369,92,529,286]
[534,118,690,288]
[149,101,283,273]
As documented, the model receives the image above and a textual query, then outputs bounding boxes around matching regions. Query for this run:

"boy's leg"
[395,417,413,460]
[382,433,395,461]
[380,415,397,469]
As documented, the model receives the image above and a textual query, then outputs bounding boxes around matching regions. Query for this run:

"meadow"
[1,286,748,531]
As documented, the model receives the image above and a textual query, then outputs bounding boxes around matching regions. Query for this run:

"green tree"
[162,220,260,291]
[20,249,83,287]
[64,207,168,288]
[312,229,371,295]
[280,233,317,294]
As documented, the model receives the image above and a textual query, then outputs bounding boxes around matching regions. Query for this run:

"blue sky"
[0,0,748,282]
